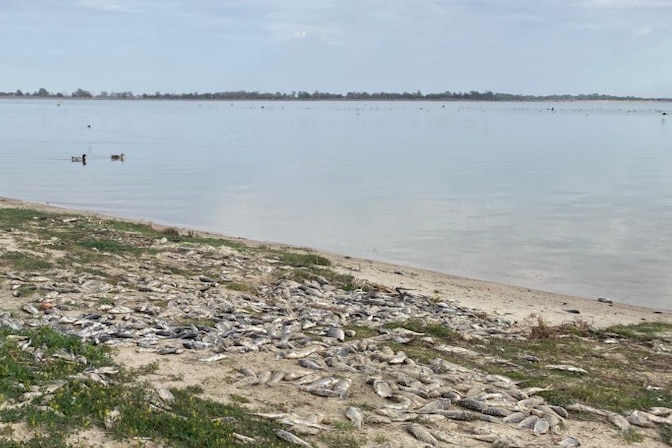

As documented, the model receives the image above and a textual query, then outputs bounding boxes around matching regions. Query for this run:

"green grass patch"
[226,282,258,294]
[343,325,379,339]
[0,208,53,228]
[319,432,364,448]
[0,326,296,447]
[0,251,52,271]
[281,266,360,291]
[272,251,331,268]
[599,322,672,342]
[659,424,672,446]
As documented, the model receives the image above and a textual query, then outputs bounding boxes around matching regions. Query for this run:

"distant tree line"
[0,87,664,101]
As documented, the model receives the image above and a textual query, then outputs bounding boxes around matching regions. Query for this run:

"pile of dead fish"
[2,239,671,447]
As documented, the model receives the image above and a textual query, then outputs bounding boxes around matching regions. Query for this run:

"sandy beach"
[2,196,669,328]
[1,195,671,448]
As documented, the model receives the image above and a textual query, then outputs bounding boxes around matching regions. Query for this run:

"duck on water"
[110,153,125,161]
[71,154,86,163]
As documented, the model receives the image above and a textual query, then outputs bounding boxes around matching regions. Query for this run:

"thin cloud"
[582,0,672,7]
[266,22,344,45]
[79,0,128,12]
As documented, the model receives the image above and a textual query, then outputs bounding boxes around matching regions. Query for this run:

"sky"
[1,0,671,98]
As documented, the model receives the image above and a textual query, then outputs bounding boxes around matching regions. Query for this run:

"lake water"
[1,98,672,311]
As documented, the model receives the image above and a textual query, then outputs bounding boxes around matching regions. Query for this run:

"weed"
[226,282,258,294]
[229,394,250,404]
[319,432,364,448]
[658,424,672,446]
[272,251,331,268]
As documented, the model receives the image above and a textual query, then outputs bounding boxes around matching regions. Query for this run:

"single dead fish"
[607,412,631,433]
[273,429,313,448]
[407,423,439,447]
[232,433,255,444]
[198,353,228,362]
[345,406,363,430]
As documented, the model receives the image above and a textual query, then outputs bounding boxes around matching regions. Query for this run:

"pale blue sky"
[1,0,671,97]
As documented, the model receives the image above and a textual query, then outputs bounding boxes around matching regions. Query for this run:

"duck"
[71,154,86,163]
[110,153,125,161]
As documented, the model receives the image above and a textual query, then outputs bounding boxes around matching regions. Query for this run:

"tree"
[72,88,93,98]
[35,88,50,97]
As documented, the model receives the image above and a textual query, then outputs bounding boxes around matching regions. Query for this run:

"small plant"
[226,282,258,294]
[161,227,180,237]
[528,315,560,340]
[229,394,250,404]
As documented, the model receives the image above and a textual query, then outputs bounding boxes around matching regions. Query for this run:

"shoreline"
[2,195,669,328]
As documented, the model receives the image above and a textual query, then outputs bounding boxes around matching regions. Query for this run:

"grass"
[226,282,258,294]
[0,251,53,271]
[375,318,672,420]
[0,326,295,447]
[383,318,461,341]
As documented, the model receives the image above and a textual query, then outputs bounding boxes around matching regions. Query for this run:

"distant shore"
[2,196,670,328]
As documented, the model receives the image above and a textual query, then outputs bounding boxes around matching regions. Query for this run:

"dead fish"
[607,412,630,433]
[326,327,345,342]
[267,370,285,385]
[545,364,588,375]
[283,345,322,359]
[407,423,439,447]
[516,396,545,411]
[332,378,351,399]
[558,436,581,448]
[549,405,569,418]
[648,407,672,417]
[273,429,313,448]
[541,412,562,428]
[157,388,175,402]
[481,406,510,417]
[625,410,655,428]
[388,351,408,364]
[345,406,363,430]
[302,387,341,398]
[255,370,272,385]
[253,412,289,420]
[566,403,607,417]
[232,433,255,444]
[503,412,529,424]
[22,303,39,316]
[373,379,394,398]
[533,418,550,435]
[278,416,330,431]
[299,358,325,370]
[438,409,480,421]
[198,353,228,362]
[518,414,539,429]
[416,398,452,414]
[293,373,325,385]
[457,398,486,412]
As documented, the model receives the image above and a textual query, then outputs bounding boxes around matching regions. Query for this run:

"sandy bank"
[2,196,669,328]
[0,198,672,327]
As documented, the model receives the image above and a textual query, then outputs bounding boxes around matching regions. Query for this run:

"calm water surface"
[1,99,672,310]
